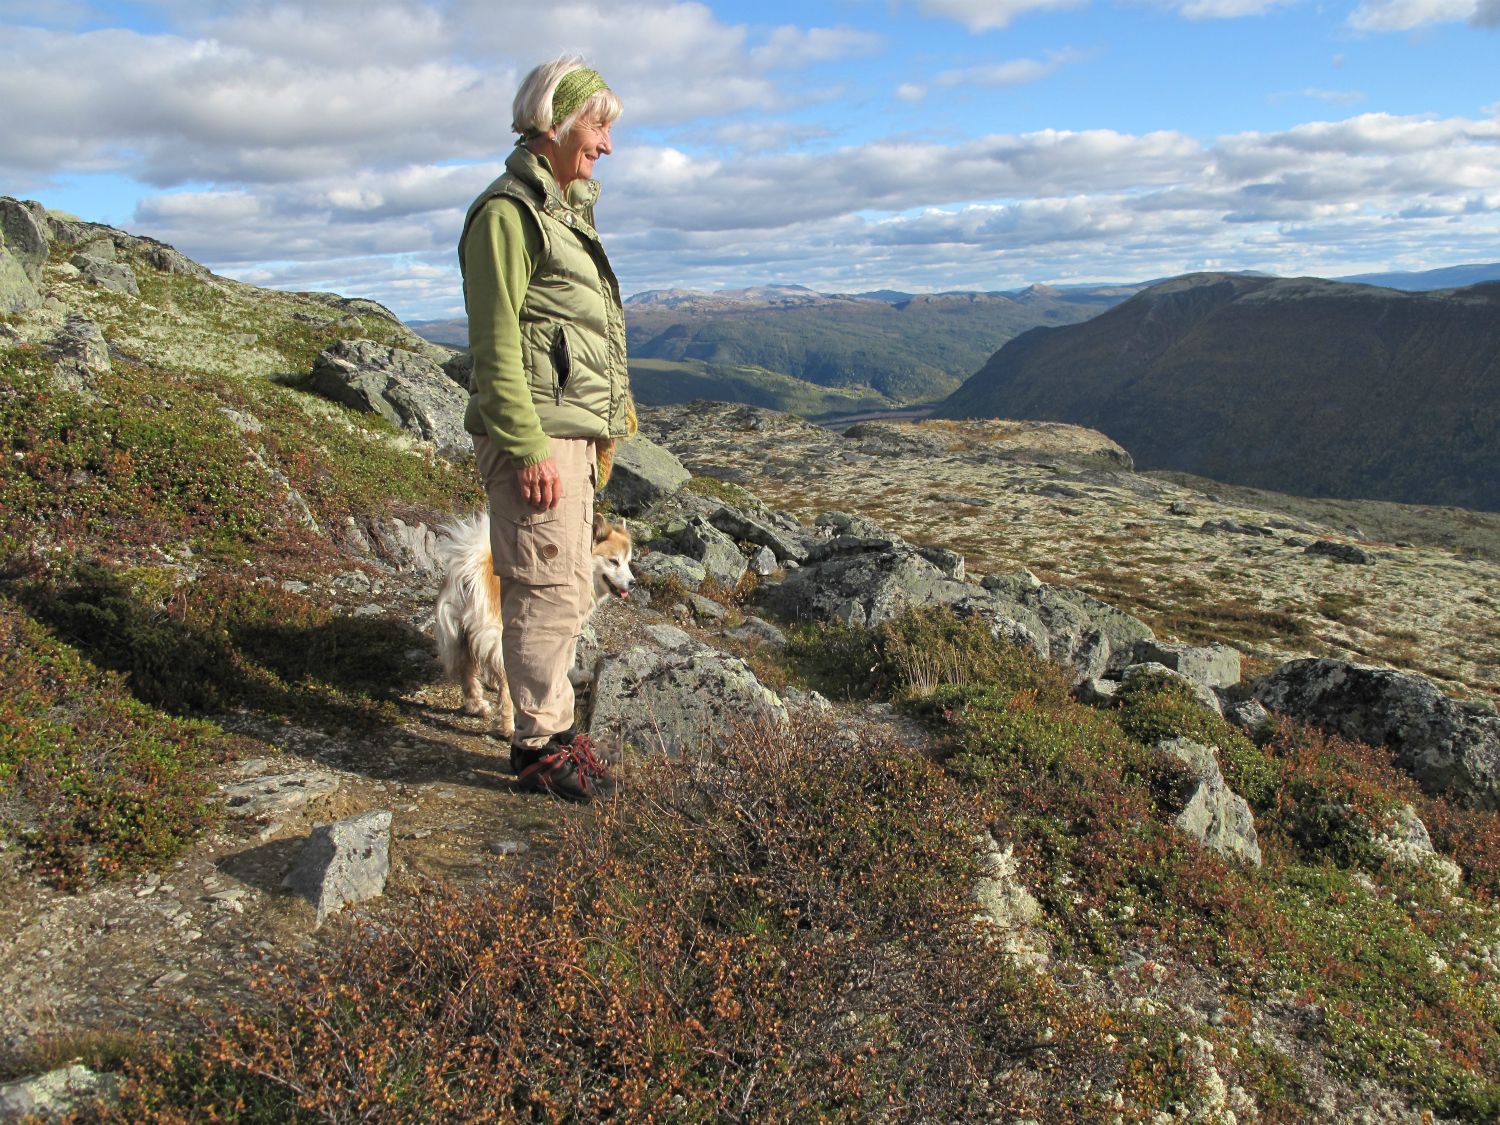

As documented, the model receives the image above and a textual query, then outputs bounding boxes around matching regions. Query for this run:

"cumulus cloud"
[107,105,1500,314]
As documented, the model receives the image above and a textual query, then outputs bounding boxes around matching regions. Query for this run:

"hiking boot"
[509,725,575,776]
[513,733,616,802]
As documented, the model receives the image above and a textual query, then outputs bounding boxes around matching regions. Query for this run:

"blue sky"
[2,0,1496,319]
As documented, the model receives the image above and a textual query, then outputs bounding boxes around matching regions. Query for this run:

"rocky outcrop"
[1156,737,1262,866]
[48,313,111,396]
[0,1064,116,1120]
[599,434,690,515]
[674,516,749,589]
[763,532,971,629]
[588,623,788,757]
[70,238,139,295]
[1254,658,1500,807]
[0,197,48,312]
[281,810,393,926]
[1305,539,1376,565]
[1131,639,1241,689]
[975,570,1156,684]
[309,339,470,457]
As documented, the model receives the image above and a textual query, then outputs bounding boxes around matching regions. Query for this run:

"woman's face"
[547,119,613,190]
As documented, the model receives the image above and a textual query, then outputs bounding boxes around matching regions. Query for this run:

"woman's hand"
[517,456,562,510]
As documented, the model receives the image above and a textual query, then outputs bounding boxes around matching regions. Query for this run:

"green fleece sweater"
[462,197,548,465]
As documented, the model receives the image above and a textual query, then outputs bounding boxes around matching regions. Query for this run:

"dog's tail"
[434,513,505,682]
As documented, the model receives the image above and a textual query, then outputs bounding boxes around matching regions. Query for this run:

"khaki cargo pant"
[474,434,596,749]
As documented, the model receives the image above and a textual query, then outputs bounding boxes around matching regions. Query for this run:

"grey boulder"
[0,197,50,283]
[282,810,393,925]
[635,550,707,591]
[1132,639,1241,690]
[599,434,690,515]
[975,572,1156,684]
[310,339,470,457]
[588,623,787,758]
[1305,540,1376,565]
[676,516,748,589]
[1254,658,1500,807]
[0,247,41,313]
[1157,737,1262,866]
[0,1065,117,1120]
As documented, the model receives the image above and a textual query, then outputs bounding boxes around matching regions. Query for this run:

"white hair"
[511,54,623,142]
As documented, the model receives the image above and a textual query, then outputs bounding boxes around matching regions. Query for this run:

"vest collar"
[505,145,602,217]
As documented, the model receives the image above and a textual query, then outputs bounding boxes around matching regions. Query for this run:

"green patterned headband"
[551,68,608,126]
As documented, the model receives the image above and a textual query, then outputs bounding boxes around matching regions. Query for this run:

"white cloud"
[1268,87,1367,106]
[913,0,1087,32]
[1172,0,1293,19]
[748,24,882,69]
[933,48,1087,88]
[1347,0,1478,29]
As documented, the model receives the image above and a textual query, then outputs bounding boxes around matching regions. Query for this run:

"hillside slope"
[937,273,1500,511]
[6,201,1500,1123]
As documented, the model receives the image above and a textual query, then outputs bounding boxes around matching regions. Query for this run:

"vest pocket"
[550,327,572,405]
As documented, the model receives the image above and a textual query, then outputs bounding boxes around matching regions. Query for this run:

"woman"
[458,55,632,801]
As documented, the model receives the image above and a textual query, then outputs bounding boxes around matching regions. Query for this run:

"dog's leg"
[495,670,514,738]
[459,648,493,718]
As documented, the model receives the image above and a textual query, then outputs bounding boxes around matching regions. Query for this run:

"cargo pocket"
[492,507,576,587]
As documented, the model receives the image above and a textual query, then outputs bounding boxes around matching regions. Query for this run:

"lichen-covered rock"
[763,536,969,629]
[973,834,1048,965]
[709,505,810,564]
[1224,698,1272,739]
[0,197,50,283]
[0,1064,117,1120]
[635,550,707,590]
[1305,539,1376,564]
[976,572,1156,684]
[362,516,441,575]
[0,246,42,313]
[144,242,208,277]
[309,339,470,457]
[676,516,748,589]
[48,313,110,395]
[70,245,140,295]
[1157,737,1262,866]
[1253,658,1500,807]
[599,434,690,515]
[1132,639,1241,689]
[1371,804,1463,885]
[282,810,392,925]
[588,625,787,757]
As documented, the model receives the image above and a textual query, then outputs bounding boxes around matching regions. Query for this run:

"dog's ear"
[592,511,610,544]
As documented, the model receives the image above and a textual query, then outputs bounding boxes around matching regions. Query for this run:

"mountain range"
[936,272,1500,512]
[414,282,1139,408]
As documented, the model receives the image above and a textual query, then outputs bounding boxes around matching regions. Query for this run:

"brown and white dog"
[434,511,634,732]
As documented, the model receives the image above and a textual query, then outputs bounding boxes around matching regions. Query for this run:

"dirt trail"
[0,589,638,1075]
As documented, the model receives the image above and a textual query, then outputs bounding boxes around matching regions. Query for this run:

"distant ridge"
[936,272,1500,511]
[1335,262,1500,291]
